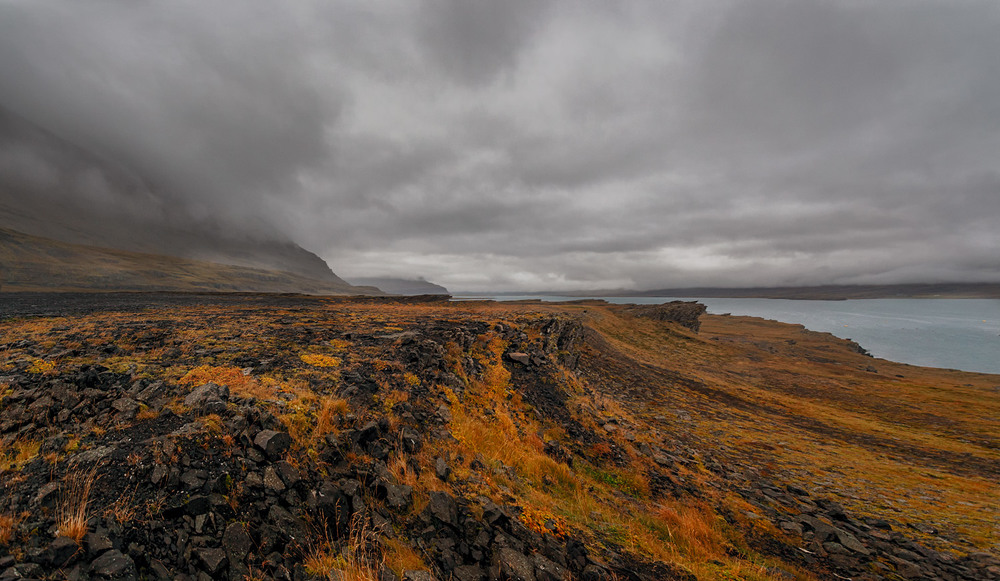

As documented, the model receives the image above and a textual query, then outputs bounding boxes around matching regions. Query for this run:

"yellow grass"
[26,358,55,374]
[304,514,383,581]
[0,439,40,473]
[280,395,349,449]
[382,537,428,579]
[135,406,159,421]
[653,501,727,561]
[179,365,276,400]
[300,353,342,368]
[313,397,348,441]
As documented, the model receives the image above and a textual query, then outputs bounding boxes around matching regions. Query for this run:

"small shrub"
[519,507,569,539]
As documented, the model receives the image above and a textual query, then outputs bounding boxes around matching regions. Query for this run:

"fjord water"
[458,296,1000,374]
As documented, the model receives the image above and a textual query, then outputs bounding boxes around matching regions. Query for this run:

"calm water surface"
[455,295,1000,375]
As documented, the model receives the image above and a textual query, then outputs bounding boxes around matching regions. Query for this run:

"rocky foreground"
[0,294,997,581]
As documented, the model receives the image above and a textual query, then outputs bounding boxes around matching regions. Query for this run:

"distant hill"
[624,284,1000,300]
[347,277,449,296]
[0,227,380,295]
[513,283,1000,300]
[0,104,346,284]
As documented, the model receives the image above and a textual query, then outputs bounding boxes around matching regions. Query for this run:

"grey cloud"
[418,0,551,85]
[1,0,998,291]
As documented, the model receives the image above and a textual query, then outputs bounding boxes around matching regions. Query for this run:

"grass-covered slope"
[0,227,375,295]
[0,296,997,580]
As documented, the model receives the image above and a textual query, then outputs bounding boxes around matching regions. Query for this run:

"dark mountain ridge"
[0,227,377,295]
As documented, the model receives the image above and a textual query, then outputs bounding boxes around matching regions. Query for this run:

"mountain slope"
[0,227,377,295]
[0,104,345,283]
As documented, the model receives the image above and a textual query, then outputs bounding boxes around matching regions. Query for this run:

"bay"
[455,295,1000,375]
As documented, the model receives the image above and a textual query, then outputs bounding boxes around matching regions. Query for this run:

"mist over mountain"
[0,105,344,284]
[346,277,449,296]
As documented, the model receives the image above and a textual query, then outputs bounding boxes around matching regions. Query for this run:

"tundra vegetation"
[0,295,997,580]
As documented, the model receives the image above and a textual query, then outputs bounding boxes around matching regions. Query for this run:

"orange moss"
[300,353,342,368]
[179,365,274,400]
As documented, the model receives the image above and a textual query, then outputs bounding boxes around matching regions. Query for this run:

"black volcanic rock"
[624,301,707,332]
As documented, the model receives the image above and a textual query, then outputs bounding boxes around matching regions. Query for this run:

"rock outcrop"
[624,301,708,332]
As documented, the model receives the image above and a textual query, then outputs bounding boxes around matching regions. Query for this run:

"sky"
[0,0,998,291]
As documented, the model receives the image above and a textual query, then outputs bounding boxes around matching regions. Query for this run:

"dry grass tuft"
[201,413,225,434]
[382,389,410,412]
[56,465,99,544]
[135,405,159,421]
[280,395,348,449]
[653,501,727,561]
[315,397,349,440]
[304,513,384,580]
[104,487,138,525]
[0,513,19,545]
[382,537,427,579]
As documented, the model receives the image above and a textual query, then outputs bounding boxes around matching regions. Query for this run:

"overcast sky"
[1,0,998,291]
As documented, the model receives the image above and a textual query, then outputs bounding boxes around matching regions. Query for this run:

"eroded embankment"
[576,305,1000,580]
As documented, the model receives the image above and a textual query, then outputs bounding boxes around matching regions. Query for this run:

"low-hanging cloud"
[1,0,997,291]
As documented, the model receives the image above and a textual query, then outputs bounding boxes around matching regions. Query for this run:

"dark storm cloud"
[0,1,337,233]
[1,0,998,290]
[417,0,551,85]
